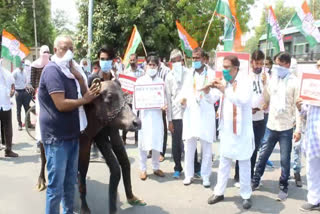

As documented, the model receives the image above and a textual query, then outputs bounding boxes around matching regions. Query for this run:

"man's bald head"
[54,35,73,58]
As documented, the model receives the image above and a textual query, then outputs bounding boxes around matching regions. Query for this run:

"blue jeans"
[292,140,301,174]
[44,139,79,214]
[252,128,293,192]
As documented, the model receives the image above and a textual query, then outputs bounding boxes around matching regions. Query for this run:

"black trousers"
[161,110,168,156]
[94,126,133,214]
[171,119,201,173]
[15,89,31,126]
[234,120,266,180]
[0,109,13,152]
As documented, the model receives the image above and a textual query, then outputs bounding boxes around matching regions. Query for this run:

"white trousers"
[306,157,320,205]
[139,148,160,172]
[184,137,212,179]
[214,156,252,199]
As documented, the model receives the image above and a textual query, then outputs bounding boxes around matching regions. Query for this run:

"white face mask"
[172,62,182,72]
[147,68,158,77]
[54,49,74,68]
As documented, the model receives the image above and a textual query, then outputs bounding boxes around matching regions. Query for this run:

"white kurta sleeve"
[224,79,252,107]
[204,88,221,104]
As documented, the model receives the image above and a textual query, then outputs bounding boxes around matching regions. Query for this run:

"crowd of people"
[0,33,319,214]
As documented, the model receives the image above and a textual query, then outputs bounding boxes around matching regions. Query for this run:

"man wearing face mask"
[207,55,254,209]
[31,45,51,153]
[12,59,33,131]
[165,49,201,179]
[252,52,302,201]
[135,54,167,180]
[122,53,144,145]
[38,35,99,214]
[180,47,220,188]
[234,50,267,187]
[80,58,91,78]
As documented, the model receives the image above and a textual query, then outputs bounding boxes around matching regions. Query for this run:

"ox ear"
[114,79,121,87]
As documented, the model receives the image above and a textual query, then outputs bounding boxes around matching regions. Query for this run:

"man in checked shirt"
[296,63,320,212]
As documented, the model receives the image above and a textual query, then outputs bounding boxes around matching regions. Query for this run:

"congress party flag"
[176,21,199,57]
[266,6,285,53]
[123,25,142,68]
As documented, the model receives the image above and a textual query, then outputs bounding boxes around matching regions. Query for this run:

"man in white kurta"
[208,55,254,210]
[134,55,165,180]
[181,48,220,187]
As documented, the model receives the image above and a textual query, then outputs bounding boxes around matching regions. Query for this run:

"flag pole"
[202,9,216,48]
[140,40,148,57]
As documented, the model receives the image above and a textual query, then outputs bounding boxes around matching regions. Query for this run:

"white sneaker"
[183,177,192,185]
[234,182,240,188]
[203,177,210,188]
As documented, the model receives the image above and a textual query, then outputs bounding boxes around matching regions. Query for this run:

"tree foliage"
[0,0,55,50]
[75,0,254,60]
[52,9,75,36]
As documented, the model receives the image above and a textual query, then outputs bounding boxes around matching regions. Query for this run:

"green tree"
[52,9,75,36]
[75,0,253,60]
[309,0,320,20]
[0,0,55,50]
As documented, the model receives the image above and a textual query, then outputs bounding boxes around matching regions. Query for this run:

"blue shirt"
[38,62,80,142]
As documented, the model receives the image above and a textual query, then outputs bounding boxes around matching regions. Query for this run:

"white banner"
[134,84,165,110]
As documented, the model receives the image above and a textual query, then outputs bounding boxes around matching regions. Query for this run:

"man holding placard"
[295,61,320,212]
[121,53,144,144]
[134,54,166,180]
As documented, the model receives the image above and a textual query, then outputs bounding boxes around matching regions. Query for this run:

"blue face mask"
[100,60,113,72]
[222,69,233,82]
[192,61,202,70]
[274,65,289,79]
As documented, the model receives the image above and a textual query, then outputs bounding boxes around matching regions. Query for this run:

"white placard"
[134,84,165,110]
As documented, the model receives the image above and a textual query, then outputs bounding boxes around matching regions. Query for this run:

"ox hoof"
[80,206,91,214]
[36,179,47,192]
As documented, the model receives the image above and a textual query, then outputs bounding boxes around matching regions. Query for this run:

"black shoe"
[208,195,224,205]
[294,172,302,187]
[300,203,320,212]
[5,150,19,157]
[243,199,252,209]
[251,182,260,191]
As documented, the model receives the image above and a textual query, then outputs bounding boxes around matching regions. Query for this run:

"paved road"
[0,104,309,214]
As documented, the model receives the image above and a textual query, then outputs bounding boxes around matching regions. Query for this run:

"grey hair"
[170,49,182,61]
[53,35,72,48]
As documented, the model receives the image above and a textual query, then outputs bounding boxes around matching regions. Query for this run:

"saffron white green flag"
[123,25,142,68]
[214,0,235,51]
[291,0,320,47]
[1,29,30,67]
[267,6,285,53]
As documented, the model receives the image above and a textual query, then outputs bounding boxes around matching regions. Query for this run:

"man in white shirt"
[165,49,200,179]
[208,55,254,209]
[234,50,267,185]
[252,52,302,201]
[122,53,144,144]
[0,61,19,157]
[181,47,220,187]
[12,59,33,130]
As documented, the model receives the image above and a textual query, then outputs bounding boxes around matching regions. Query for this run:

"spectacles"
[43,51,50,54]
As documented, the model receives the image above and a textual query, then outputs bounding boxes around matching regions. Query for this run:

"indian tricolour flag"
[214,0,235,51]
[1,29,30,67]
[123,25,142,68]
[176,21,199,57]
[267,6,285,53]
[291,0,320,47]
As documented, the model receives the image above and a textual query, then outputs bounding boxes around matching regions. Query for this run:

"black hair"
[251,50,265,61]
[192,47,205,57]
[146,54,160,66]
[276,52,291,65]
[97,45,115,60]
[266,56,273,65]
[92,60,100,68]
[273,51,284,62]
[204,52,209,60]
[224,55,240,68]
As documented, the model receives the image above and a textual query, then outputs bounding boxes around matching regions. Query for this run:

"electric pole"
[88,0,93,70]
[33,0,38,58]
